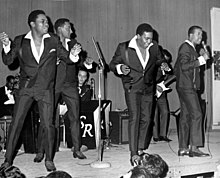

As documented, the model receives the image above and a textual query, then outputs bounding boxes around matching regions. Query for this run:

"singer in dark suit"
[53,19,94,160]
[153,48,173,143]
[0,10,82,172]
[174,25,209,157]
[110,23,170,166]
[33,18,94,163]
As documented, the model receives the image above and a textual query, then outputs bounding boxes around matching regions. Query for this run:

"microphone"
[202,41,208,53]
[90,78,96,100]
[201,41,210,60]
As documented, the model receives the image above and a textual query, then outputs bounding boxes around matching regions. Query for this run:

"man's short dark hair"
[136,23,153,36]
[6,75,15,83]
[140,153,168,177]
[2,166,26,178]
[46,170,72,178]
[28,10,46,28]
[54,18,70,32]
[188,25,202,36]
[78,67,90,79]
[130,166,155,178]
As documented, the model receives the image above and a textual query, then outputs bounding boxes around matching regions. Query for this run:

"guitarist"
[153,48,174,142]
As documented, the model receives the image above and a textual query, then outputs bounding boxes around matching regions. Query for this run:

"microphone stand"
[90,37,111,169]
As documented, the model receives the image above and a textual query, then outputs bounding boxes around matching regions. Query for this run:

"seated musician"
[0,75,15,151]
[78,67,93,102]
[0,75,15,118]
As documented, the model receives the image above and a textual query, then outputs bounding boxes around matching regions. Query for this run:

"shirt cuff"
[116,64,123,75]
[198,56,206,66]
[3,41,11,54]
[69,53,79,63]
[83,62,92,69]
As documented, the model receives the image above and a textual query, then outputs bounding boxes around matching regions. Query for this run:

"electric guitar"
[156,75,176,98]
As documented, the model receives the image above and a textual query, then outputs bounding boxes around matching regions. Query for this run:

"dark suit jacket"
[174,42,201,90]
[55,39,92,92]
[110,40,165,93]
[79,84,92,102]
[2,33,72,91]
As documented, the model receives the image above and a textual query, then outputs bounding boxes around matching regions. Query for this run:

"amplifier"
[109,111,129,144]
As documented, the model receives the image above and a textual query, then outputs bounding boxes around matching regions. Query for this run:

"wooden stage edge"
[0,129,219,178]
[161,129,220,178]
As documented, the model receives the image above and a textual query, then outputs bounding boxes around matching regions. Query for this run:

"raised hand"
[70,43,81,56]
[161,62,171,72]
[199,48,209,61]
[121,64,130,75]
[85,57,94,65]
[0,32,10,46]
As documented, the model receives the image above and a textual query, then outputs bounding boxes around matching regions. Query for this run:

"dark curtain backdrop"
[0,0,220,128]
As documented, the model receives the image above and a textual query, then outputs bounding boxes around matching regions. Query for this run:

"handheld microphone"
[202,41,208,53]
[201,41,210,60]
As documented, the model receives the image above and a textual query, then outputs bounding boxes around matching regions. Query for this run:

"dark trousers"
[5,88,55,164]
[153,93,170,138]
[0,104,14,118]
[36,83,81,153]
[125,91,154,153]
[176,87,203,149]
[54,83,80,151]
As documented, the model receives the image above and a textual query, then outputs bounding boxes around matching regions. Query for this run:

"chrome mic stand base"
[90,160,111,169]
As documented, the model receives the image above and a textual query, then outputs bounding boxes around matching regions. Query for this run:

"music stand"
[90,37,111,168]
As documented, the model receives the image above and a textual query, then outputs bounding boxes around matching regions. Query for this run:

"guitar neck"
[164,75,176,86]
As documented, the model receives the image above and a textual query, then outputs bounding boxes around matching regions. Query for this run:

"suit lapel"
[144,45,156,72]
[21,39,38,65]
[127,47,143,71]
[39,38,50,65]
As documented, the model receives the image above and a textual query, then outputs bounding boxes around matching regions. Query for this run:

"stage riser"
[166,162,217,177]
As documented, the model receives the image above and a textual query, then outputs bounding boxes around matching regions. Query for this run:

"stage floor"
[0,130,220,178]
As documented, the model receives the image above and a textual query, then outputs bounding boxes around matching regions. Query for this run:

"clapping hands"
[70,43,81,56]
[121,64,131,75]
[85,57,94,65]
[199,48,210,61]
[161,62,171,72]
[0,32,10,46]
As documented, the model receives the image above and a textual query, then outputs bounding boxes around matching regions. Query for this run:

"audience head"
[5,75,15,91]
[45,170,72,178]
[188,25,203,45]
[0,166,26,178]
[78,68,89,87]
[162,49,172,63]
[121,153,168,178]
[136,23,153,49]
[121,166,155,178]
[54,18,72,39]
[140,153,168,177]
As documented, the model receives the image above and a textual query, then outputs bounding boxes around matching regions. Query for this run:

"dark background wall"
[0,0,219,128]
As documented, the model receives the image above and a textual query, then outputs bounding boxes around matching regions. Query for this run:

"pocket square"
[49,49,56,53]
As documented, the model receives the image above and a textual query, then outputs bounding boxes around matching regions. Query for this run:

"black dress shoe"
[130,155,140,166]
[73,151,87,159]
[34,153,44,163]
[178,149,189,156]
[189,150,210,157]
[45,161,56,172]
[153,137,160,142]
[159,136,172,142]
[138,149,144,156]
